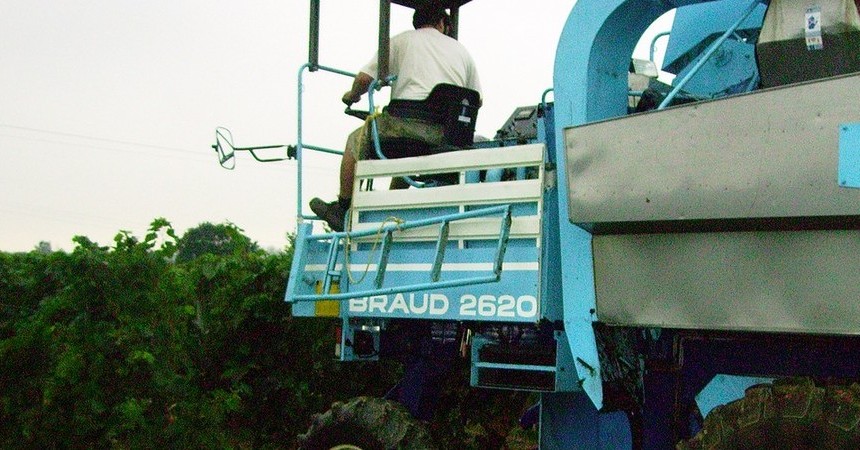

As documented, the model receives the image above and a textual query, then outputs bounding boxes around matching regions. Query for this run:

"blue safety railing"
[290,204,513,303]
[541,88,554,112]
[649,31,671,63]
[296,63,356,220]
[367,76,396,159]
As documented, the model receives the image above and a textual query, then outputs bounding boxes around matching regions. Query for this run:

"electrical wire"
[0,126,336,172]
[0,123,199,155]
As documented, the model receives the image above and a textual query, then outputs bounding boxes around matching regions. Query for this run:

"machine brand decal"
[348,293,539,319]
[349,294,449,315]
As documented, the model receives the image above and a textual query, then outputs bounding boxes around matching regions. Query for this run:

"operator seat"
[380,83,480,156]
[375,83,480,188]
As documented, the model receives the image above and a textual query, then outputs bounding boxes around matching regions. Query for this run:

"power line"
[0,124,334,172]
[0,123,200,155]
[0,134,331,174]
[0,133,209,164]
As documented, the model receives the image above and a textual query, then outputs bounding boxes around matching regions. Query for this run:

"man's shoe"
[309,197,346,232]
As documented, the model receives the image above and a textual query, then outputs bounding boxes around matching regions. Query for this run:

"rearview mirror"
[213,127,236,169]
[211,127,296,168]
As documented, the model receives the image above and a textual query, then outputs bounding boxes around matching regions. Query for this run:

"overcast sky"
[0,1,670,252]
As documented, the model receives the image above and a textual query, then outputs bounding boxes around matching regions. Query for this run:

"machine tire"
[297,396,436,450]
[678,378,860,450]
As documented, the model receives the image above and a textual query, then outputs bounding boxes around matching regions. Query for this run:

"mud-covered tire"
[678,377,860,449]
[297,397,436,450]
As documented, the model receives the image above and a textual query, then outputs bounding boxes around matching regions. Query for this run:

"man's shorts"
[347,112,445,160]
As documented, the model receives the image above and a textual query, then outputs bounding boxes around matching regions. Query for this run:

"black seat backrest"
[375,84,480,160]
[373,85,479,188]
[424,83,481,147]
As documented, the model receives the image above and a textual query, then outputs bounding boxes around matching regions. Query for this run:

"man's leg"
[309,126,364,231]
[338,124,366,202]
[339,146,356,199]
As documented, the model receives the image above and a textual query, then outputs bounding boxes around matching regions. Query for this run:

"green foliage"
[0,219,529,448]
[0,219,400,448]
[175,221,258,263]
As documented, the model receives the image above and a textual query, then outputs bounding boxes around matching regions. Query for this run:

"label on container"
[805,6,824,50]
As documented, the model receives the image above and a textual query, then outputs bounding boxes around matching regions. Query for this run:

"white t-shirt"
[360,28,482,101]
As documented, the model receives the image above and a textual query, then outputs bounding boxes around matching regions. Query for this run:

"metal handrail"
[291,204,513,302]
[541,88,554,111]
[296,62,357,220]
[649,31,671,63]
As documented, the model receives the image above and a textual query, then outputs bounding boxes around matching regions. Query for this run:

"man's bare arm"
[342,72,375,105]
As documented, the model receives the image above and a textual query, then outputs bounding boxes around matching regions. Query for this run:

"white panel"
[353,179,542,210]
[355,144,544,178]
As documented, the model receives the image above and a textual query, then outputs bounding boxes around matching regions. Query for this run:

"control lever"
[344,107,370,121]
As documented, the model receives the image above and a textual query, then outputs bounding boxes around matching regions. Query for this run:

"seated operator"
[309,5,482,232]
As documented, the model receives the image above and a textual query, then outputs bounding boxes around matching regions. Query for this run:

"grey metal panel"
[565,73,860,230]
[593,230,860,334]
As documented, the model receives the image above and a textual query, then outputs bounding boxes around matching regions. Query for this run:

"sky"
[0,1,672,253]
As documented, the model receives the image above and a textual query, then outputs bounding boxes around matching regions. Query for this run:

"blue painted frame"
[552,0,754,410]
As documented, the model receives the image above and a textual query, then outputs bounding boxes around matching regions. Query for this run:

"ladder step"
[431,221,450,282]
[322,236,343,297]
[374,229,395,289]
